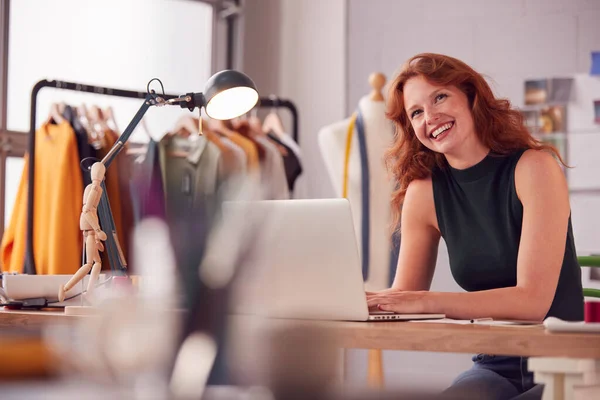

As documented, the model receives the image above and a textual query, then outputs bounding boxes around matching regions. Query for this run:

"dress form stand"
[319,73,394,390]
[318,73,395,292]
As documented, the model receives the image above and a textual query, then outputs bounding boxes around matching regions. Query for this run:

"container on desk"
[584,300,600,323]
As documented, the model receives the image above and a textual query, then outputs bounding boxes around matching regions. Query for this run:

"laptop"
[224,198,444,322]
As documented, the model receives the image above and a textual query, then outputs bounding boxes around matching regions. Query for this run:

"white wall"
[242,0,347,199]
[4,0,213,226]
[348,0,600,108]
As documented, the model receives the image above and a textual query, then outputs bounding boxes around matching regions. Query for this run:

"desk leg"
[529,358,600,400]
[338,349,347,384]
[367,349,384,388]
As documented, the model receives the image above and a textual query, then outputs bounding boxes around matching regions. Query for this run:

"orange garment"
[1,122,83,274]
[205,129,238,179]
[228,132,260,174]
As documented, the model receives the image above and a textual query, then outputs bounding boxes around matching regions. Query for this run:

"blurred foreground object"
[0,331,55,381]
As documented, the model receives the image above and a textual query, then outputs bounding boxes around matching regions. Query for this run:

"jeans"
[441,354,543,400]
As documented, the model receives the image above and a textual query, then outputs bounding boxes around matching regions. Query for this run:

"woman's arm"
[368,150,571,321]
[365,177,440,302]
[391,178,441,291]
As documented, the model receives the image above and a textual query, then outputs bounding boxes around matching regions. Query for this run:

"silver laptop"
[224,198,444,322]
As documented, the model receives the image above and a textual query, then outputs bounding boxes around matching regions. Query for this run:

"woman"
[366,53,583,399]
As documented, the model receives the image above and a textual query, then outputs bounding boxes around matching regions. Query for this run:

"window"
[8,0,213,134]
[1,0,220,231]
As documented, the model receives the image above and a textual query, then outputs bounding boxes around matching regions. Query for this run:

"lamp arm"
[101,93,155,168]
[100,92,207,167]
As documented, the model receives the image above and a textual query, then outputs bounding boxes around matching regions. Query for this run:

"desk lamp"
[57,70,259,303]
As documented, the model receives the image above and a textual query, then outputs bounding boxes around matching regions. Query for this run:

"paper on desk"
[544,317,600,333]
[410,318,542,327]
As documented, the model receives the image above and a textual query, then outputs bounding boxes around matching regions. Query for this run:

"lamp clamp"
[178,92,206,112]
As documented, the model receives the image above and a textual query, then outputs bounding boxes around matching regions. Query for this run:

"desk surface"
[0,309,78,329]
[3,309,600,359]
[229,316,600,359]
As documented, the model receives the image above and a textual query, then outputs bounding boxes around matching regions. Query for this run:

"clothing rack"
[24,79,299,274]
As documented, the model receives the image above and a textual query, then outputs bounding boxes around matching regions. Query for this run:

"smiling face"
[403,75,488,167]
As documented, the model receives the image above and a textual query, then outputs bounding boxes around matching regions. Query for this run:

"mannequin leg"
[85,232,103,299]
[86,261,102,298]
[59,262,93,302]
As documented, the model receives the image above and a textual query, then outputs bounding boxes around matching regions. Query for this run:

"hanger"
[104,106,120,133]
[166,115,207,158]
[172,114,199,137]
[78,104,105,150]
[248,112,265,136]
[89,105,110,133]
[210,118,238,138]
[46,103,65,124]
[262,97,286,138]
[140,117,154,141]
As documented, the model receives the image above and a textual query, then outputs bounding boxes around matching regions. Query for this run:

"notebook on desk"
[225,198,444,322]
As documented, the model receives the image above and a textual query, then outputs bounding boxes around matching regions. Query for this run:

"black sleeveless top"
[431,149,584,321]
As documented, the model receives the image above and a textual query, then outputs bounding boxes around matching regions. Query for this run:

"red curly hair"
[385,53,565,232]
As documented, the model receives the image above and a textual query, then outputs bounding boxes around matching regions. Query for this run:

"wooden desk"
[3,310,599,359]
[231,316,600,399]
[228,316,600,359]
[0,309,80,329]
[4,310,599,399]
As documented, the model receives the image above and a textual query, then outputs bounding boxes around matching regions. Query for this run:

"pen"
[470,318,493,323]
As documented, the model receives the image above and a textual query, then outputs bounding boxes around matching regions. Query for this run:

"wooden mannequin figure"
[318,72,395,292]
[58,162,107,302]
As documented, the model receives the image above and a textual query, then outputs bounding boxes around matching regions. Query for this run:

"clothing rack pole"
[25,80,180,275]
[25,79,300,275]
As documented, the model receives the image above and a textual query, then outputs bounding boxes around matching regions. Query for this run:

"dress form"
[318,73,395,291]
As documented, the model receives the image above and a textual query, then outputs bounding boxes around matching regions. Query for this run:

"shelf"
[533,132,568,140]
[519,102,569,112]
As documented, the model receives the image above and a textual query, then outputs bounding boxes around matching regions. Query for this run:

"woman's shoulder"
[406,176,433,194]
[405,177,435,213]
[515,148,567,198]
[405,177,439,229]
[515,148,562,174]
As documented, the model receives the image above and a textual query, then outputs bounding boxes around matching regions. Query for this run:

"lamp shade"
[203,70,259,120]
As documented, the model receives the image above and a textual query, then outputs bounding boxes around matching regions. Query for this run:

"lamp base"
[64,305,101,316]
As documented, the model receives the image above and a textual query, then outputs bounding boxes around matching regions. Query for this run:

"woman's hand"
[366,289,432,314]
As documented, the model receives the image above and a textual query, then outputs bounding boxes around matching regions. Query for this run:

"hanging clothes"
[1,122,83,275]
[219,136,247,176]
[204,130,243,180]
[129,139,167,223]
[62,105,96,188]
[226,132,260,178]
[266,132,303,194]
[158,134,222,285]
[105,129,135,265]
[254,136,289,200]
[217,136,249,200]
